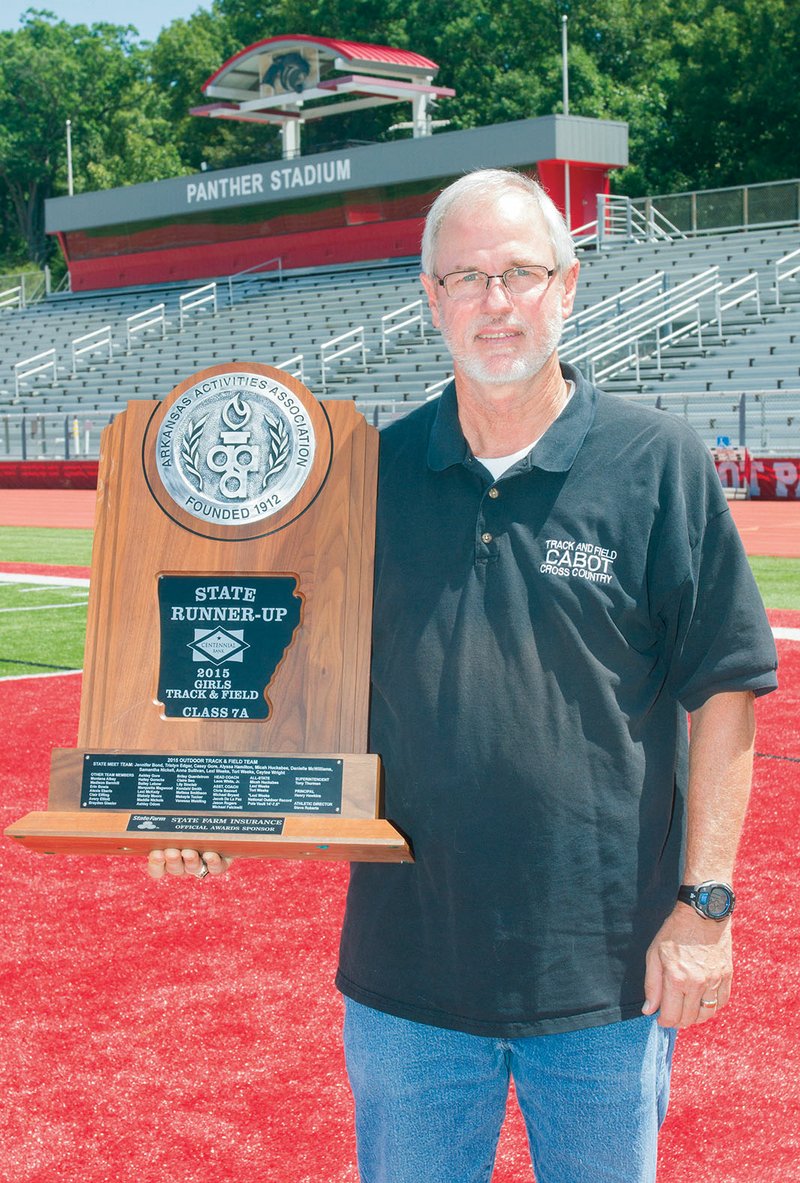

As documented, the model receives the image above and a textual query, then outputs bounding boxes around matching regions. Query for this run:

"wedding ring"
[699,998,718,1007]
[196,861,210,880]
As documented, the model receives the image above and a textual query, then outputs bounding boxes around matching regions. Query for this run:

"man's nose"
[482,275,514,308]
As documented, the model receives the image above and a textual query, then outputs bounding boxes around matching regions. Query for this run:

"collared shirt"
[336,364,778,1037]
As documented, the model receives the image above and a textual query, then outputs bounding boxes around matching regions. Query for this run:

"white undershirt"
[476,443,538,481]
[474,381,574,480]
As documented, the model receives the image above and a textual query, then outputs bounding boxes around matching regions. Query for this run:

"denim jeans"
[343,998,676,1183]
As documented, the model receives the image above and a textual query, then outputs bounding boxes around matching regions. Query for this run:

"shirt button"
[488,487,500,499]
[481,532,493,544]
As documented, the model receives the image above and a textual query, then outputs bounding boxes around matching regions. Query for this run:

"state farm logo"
[540,537,618,586]
[155,371,315,525]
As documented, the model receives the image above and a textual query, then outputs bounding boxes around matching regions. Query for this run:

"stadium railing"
[560,267,723,382]
[573,195,686,249]
[631,178,800,236]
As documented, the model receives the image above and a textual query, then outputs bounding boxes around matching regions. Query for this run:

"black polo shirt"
[336,364,778,1037]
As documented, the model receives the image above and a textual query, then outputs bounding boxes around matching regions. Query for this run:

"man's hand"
[642,691,754,1030]
[642,902,733,1028]
[147,848,233,881]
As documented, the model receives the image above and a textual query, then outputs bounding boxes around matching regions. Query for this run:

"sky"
[2,1,212,42]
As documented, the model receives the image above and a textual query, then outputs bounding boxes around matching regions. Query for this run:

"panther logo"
[263,52,310,94]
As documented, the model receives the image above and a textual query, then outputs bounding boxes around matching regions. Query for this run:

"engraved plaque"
[80,754,344,815]
[156,575,302,719]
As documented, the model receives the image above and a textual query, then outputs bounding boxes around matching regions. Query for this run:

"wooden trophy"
[6,363,412,863]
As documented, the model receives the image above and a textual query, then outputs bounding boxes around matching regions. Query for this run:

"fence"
[563,273,668,341]
[1,412,112,460]
[275,354,305,382]
[361,390,800,454]
[632,178,800,236]
[1,386,798,460]
[0,268,52,309]
[560,267,722,383]
[775,248,800,306]
[0,286,24,313]
[228,256,283,306]
[573,196,685,248]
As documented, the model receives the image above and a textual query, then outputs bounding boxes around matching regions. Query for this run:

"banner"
[715,455,800,499]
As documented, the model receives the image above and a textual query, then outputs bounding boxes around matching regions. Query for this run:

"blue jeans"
[343,999,676,1183]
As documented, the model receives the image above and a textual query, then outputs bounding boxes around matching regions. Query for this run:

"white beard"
[441,311,563,386]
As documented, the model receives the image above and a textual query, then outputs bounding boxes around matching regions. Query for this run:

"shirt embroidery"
[540,537,618,585]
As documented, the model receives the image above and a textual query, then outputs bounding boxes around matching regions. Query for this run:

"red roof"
[203,34,440,92]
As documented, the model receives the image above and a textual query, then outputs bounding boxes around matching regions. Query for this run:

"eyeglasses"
[435,265,556,300]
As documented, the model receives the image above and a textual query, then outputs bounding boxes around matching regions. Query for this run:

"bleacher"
[1,221,798,460]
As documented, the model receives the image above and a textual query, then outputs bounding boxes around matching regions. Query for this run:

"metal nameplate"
[126,814,286,835]
[157,574,301,719]
[81,753,343,814]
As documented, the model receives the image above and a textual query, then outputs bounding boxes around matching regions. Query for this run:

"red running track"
[2,488,800,556]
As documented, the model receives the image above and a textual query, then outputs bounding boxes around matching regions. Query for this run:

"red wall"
[536,161,611,233]
[0,461,99,489]
[3,458,798,497]
[64,217,428,292]
[61,162,614,291]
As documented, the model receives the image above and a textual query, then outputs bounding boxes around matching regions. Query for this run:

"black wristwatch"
[678,881,736,921]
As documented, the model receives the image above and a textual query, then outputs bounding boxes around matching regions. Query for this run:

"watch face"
[702,885,733,919]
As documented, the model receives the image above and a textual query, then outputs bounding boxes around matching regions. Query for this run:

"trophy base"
[5,747,413,863]
[5,812,412,862]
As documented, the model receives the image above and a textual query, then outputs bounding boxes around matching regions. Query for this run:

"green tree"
[3,0,798,277]
[0,11,188,267]
[147,10,281,172]
[606,0,800,194]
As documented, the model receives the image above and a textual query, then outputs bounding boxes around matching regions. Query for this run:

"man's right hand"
[147,848,233,880]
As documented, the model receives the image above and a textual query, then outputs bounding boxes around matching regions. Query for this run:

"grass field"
[0,582,88,676]
[0,527,796,678]
[748,556,800,610]
[0,526,93,567]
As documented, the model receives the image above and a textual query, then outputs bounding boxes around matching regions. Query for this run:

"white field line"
[0,571,89,613]
[0,571,88,679]
[0,573,89,587]
[0,602,88,612]
[0,668,82,682]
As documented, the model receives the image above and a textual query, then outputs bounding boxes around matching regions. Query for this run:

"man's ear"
[420,272,441,330]
[560,259,581,319]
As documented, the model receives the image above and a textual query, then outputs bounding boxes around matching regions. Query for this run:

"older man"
[150,170,777,1183]
[333,170,777,1182]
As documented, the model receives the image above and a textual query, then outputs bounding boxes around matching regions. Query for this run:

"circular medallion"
[155,370,317,525]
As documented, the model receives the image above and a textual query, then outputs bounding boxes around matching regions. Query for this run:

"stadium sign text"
[185,158,352,205]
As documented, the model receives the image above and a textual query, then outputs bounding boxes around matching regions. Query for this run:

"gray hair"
[420,168,576,278]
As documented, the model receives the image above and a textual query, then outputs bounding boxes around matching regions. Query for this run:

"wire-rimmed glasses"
[435,265,556,300]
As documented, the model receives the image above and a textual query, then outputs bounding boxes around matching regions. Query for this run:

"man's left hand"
[642,903,733,1028]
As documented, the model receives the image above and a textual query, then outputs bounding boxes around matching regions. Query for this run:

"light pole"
[561,13,570,117]
[561,14,571,229]
[66,119,74,197]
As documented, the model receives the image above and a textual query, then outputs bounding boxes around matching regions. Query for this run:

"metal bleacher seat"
[1,231,798,458]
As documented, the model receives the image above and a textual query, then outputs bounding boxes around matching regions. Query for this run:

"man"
[150,170,778,1182]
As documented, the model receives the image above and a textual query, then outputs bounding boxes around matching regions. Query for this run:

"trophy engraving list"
[81,754,343,814]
